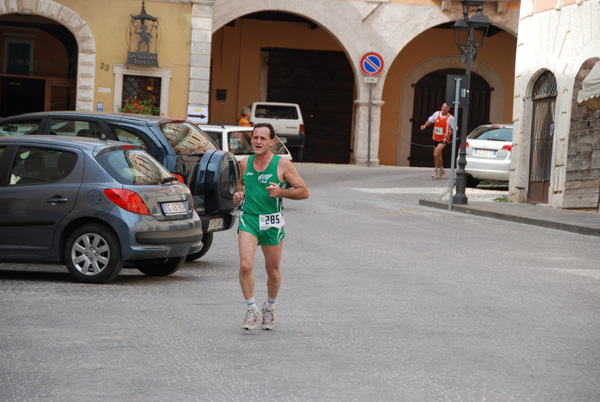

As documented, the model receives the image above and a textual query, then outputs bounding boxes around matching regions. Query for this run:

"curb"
[419,199,600,237]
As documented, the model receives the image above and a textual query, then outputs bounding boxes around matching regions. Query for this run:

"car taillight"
[173,173,186,183]
[501,144,512,152]
[104,189,150,215]
[299,124,305,135]
[459,141,469,150]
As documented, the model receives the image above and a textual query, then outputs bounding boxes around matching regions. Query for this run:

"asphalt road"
[1,163,599,402]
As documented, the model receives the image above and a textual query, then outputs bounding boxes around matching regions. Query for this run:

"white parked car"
[249,102,304,161]
[199,124,293,162]
[462,124,513,187]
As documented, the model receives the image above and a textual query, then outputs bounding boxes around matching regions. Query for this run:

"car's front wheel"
[186,232,213,262]
[135,256,186,276]
[64,224,123,284]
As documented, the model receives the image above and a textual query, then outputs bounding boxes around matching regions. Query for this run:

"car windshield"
[0,120,41,136]
[254,105,298,120]
[469,127,512,142]
[272,137,288,155]
[159,121,217,155]
[227,130,253,155]
[96,149,175,185]
[226,130,288,156]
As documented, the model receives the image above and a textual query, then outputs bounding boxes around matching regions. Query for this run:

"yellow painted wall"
[60,0,192,118]
[380,28,516,166]
[210,18,343,124]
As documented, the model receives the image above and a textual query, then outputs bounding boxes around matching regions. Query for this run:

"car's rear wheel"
[186,232,213,262]
[466,174,481,188]
[64,224,123,284]
[135,256,186,276]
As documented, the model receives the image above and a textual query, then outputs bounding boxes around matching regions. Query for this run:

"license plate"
[474,149,496,157]
[208,218,224,231]
[162,202,187,215]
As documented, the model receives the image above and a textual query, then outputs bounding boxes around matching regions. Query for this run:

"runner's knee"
[266,265,280,280]
[239,259,254,275]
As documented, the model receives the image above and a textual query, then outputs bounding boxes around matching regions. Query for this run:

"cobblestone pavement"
[1,164,599,402]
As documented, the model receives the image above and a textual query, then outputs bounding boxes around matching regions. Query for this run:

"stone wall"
[510,0,600,209]
[564,58,600,210]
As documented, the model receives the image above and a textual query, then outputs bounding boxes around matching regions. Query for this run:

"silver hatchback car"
[463,124,513,187]
[0,136,203,283]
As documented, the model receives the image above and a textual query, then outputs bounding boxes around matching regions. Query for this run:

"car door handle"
[47,196,68,204]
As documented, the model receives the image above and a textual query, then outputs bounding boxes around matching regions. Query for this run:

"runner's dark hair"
[252,123,275,139]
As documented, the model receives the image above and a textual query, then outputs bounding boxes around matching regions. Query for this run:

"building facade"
[510,0,600,211]
[2,0,596,210]
[0,0,519,162]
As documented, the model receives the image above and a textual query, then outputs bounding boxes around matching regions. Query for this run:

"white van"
[250,102,305,161]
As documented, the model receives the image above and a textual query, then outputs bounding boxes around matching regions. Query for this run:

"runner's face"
[251,127,274,155]
[441,104,450,114]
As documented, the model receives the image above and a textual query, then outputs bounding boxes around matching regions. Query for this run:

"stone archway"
[409,68,491,167]
[209,9,358,163]
[397,56,504,166]
[0,0,96,111]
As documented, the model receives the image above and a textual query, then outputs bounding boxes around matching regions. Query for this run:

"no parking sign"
[360,52,384,77]
[360,52,384,167]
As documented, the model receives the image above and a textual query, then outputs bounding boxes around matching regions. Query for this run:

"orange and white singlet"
[429,111,454,142]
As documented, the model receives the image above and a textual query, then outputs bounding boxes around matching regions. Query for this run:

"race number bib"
[434,126,443,136]
[259,212,285,230]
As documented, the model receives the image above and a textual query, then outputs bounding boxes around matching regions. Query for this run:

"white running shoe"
[261,302,274,331]
[242,307,259,331]
[432,169,439,179]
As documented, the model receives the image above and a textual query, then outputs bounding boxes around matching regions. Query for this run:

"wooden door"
[410,69,490,167]
[528,71,557,203]
[266,48,354,163]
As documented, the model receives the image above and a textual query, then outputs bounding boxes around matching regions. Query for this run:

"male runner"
[233,123,309,331]
[420,103,455,179]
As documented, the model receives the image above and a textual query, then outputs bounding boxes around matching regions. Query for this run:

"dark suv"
[0,112,239,261]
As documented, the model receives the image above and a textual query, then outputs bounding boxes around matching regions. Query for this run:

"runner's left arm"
[266,159,309,200]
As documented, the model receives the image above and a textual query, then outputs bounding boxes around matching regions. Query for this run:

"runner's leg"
[262,241,284,300]
[260,241,283,330]
[239,230,258,300]
[434,143,446,174]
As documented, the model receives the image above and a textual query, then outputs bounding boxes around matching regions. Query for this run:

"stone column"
[353,81,384,166]
[188,0,215,113]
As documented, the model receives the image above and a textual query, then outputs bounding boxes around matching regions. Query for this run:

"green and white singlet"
[238,154,289,245]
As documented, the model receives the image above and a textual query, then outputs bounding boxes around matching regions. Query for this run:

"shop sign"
[126,1,160,67]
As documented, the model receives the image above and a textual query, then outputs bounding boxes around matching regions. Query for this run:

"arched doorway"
[528,70,557,203]
[209,11,355,164]
[0,14,77,117]
[409,69,491,167]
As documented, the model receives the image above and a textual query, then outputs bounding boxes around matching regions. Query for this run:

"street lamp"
[452,0,490,205]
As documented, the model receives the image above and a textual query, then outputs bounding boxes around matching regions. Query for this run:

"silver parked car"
[463,124,513,187]
[0,136,203,283]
